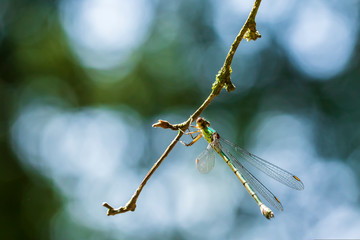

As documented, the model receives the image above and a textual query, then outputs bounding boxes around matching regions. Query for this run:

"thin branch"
[103,128,187,215]
[103,0,262,216]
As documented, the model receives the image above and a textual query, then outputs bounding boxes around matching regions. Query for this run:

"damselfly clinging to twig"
[181,117,304,219]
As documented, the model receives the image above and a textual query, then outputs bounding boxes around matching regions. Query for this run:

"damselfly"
[182,117,304,219]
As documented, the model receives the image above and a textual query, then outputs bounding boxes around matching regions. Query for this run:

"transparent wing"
[220,144,284,211]
[220,138,304,190]
[196,144,215,174]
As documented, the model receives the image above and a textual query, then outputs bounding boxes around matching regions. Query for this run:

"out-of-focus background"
[1,0,360,239]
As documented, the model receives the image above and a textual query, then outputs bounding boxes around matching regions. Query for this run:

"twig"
[103,0,262,216]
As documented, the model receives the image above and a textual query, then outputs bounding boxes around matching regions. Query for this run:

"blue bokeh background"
[1,0,360,239]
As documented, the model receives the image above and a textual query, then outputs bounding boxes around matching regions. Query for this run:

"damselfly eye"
[196,117,210,128]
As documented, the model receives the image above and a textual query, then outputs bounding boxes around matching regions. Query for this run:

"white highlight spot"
[60,0,154,69]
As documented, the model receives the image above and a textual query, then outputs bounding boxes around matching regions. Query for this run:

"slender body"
[183,117,304,219]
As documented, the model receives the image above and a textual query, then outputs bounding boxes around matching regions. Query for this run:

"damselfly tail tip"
[260,204,274,220]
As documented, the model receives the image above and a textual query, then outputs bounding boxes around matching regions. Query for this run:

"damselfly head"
[196,117,210,128]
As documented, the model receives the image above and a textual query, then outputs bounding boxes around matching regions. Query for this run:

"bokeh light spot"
[59,0,154,70]
[284,1,356,79]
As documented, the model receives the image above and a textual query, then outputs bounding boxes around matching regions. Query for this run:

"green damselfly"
[182,117,304,219]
